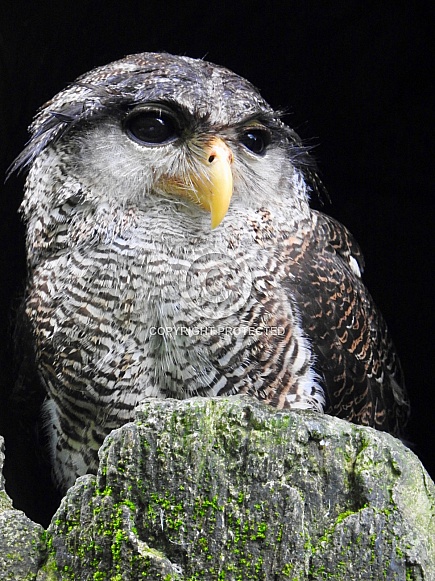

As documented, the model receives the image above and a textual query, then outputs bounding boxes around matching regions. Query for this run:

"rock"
[0,437,13,514]
[1,397,435,579]
[37,397,435,580]
[0,437,46,581]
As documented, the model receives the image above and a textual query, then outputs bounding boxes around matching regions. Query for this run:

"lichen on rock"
[1,397,435,580]
[0,437,47,580]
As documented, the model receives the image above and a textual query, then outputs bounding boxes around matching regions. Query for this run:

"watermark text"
[149,325,285,337]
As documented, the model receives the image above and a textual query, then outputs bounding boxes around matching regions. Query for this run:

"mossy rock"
[1,397,435,579]
[0,437,47,580]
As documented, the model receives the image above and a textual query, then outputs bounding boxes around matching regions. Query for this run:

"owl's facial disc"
[162,137,234,229]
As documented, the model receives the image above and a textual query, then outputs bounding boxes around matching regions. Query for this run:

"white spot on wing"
[349,255,362,278]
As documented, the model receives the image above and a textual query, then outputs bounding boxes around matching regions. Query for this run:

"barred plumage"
[15,53,409,491]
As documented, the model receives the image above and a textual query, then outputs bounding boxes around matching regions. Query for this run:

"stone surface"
[1,397,435,580]
[0,437,13,514]
[0,437,46,581]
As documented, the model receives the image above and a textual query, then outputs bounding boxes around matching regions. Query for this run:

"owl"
[12,52,409,491]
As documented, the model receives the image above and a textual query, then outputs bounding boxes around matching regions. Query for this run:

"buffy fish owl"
[12,52,410,491]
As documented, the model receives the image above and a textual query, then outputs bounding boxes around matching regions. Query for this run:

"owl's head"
[14,53,318,230]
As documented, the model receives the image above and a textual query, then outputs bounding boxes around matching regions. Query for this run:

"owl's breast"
[26,228,266,402]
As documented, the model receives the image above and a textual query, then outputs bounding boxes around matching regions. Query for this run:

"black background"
[1,1,433,521]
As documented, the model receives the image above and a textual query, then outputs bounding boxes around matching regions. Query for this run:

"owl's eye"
[124,107,179,145]
[239,128,271,155]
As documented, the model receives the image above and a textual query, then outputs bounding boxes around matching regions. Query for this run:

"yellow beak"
[190,138,234,229]
[162,137,234,229]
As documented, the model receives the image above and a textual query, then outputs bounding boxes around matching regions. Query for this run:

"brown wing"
[283,210,409,436]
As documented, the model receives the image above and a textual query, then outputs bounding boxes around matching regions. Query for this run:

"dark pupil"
[127,112,176,144]
[240,130,268,154]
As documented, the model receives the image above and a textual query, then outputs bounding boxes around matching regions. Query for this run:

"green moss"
[192,494,224,522]
[315,509,356,548]
[276,524,284,543]
[0,490,13,512]
[37,553,60,579]
[32,398,433,579]
[148,491,186,533]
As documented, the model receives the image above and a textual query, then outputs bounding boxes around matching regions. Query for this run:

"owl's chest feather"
[28,225,279,396]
